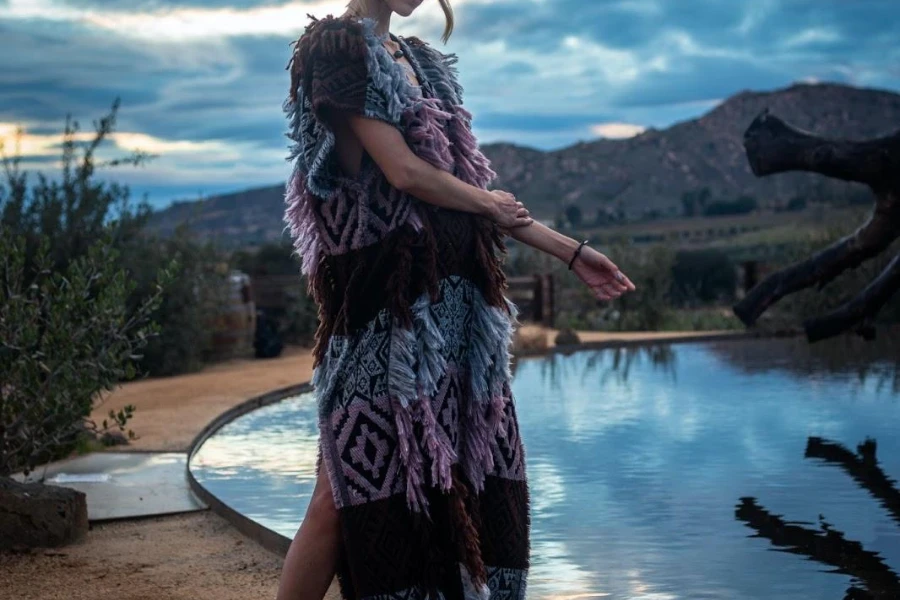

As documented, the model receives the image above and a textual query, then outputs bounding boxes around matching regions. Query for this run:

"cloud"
[590,122,647,139]
[1,0,899,207]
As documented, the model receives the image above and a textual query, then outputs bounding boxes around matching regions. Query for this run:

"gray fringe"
[411,292,448,399]
[312,336,351,419]
[284,17,422,200]
[356,18,423,123]
[388,318,420,409]
[402,40,464,107]
[469,286,520,401]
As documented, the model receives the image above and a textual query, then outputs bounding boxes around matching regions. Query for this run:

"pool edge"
[184,329,800,557]
[186,381,311,557]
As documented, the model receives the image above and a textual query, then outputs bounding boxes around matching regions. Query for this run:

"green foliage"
[0,227,172,476]
[671,249,737,306]
[564,204,583,228]
[1,100,232,378]
[606,244,675,331]
[703,195,758,217]
[681,187,711,217]
[785,196,808,212]
[232,241,299,276]
[125,226,231,376]
[0,99,152,277]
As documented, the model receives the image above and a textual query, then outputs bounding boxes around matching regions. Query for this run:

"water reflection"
[521,344,678,391]
[192,338,900,599]
[736,437,900,599]
[708,333,900,393]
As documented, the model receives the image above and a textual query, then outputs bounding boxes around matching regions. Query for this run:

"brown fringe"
[382,226,418,330]
[287,14,368,102]
[308,256,337,367]
[473,218,510,312]
[449,467,487,588]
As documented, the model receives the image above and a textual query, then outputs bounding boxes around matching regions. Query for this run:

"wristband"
[568,239,589,270]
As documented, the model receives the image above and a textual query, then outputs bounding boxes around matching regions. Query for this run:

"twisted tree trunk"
[732,110,900,341]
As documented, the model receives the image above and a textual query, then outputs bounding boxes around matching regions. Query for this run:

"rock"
[554,328,581,346]
[0,477,88,549]
[100,431,129,447]
[511,326,549,353]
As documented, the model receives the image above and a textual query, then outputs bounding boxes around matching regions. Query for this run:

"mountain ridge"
[148,81,900,246]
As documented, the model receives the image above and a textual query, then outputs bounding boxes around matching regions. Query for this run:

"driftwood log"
[732,110,900,342]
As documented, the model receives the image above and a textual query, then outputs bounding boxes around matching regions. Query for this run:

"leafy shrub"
[1,100,231,378]
[0,228,171,476]
[671,248,738,306]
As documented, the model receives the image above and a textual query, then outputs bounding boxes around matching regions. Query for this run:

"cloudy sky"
[1,0,899,208]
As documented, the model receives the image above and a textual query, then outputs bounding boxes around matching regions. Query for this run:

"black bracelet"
[568,239,589,270]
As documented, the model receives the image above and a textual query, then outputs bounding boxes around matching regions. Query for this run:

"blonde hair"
[437,0,454,43]
[346,0,454,43]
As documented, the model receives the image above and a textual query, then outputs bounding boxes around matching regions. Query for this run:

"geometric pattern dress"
[284,14,530,599]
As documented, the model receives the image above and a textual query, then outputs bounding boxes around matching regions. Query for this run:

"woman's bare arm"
[342,113,635,300]
[346,115,532,228]
[507,220,636,301]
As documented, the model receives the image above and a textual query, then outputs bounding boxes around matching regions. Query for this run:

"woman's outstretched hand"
[486,190,533,228]
[571,246,636,301]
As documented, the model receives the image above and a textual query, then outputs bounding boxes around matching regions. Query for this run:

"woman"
[278,1,635,598]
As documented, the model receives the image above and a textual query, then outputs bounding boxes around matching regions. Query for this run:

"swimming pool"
[190,336,900,599]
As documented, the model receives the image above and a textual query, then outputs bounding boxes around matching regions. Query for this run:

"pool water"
[190,336,900,599]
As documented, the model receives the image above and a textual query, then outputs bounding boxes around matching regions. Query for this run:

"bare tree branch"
[743,110,900,185]
[736,497,900,598]
[805,437,900,526]
[733,110,900,340]
[803,253,900,342]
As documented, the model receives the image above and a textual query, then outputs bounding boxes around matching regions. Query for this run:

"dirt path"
[94,346,317,452]
[0,511,316,600]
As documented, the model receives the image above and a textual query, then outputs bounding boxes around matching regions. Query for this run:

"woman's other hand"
[486,190,533,228]
[572,246,636,301]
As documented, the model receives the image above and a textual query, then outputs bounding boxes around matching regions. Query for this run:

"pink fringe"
[418,392,457,493]
[392,397,430,515]
[284,173,321,279]
[460,389,510,493]
[448,105,496,189]
[403,98,454,172]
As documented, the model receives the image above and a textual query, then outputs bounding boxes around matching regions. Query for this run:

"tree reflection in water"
[736,437,900,599]
[707,333,900,394]
[516,343,678,390]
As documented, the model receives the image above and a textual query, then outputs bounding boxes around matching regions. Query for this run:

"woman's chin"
[392,0,423,17]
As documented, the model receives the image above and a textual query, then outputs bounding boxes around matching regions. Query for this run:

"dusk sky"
[1,0,898,208]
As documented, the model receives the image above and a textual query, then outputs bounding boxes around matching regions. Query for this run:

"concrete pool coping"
[185,328,796,557]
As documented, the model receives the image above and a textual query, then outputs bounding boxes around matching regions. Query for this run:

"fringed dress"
[284,15,530,600]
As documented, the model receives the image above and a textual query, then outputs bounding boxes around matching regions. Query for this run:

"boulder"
[554,327,581,346]
[0,477,88,549]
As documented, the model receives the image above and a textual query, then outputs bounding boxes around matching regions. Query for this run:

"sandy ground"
[94,345,317,452]
[0,512,288,600]
[5,326,729,600]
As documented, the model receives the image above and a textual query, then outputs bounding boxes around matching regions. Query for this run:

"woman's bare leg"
[276,464,341,600]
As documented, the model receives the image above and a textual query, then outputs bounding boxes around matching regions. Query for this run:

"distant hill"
[148,82,900,247]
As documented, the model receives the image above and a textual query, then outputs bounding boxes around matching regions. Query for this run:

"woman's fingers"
[611,268,636,291]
